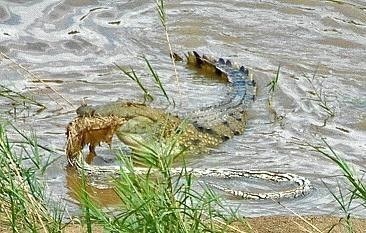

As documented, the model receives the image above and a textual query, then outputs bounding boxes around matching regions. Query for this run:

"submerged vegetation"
[303,68,336,119]
[267,65,285,124]
[0,84,46,116]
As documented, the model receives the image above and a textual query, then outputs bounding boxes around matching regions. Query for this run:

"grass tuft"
[0,121,64,232]
[266,65,284,124]
[267,65,281,96]
[303,68,335,118]
[302,138,366,232]
[143,56,175,106]
[71,120,243,232]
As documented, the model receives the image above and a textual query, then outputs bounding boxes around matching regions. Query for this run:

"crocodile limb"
[66,52,312,200]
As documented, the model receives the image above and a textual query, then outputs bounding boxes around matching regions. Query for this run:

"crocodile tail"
[171,52,183,61]
[177,52,255,140]
[182,51,229,82]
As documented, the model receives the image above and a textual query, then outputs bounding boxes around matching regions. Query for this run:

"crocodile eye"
[218,58,225,64]
[204,128,214,134]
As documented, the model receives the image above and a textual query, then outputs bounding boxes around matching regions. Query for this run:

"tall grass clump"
[307,139,366,201]
[0,122,64,233]
[74,123,242,233]
[304,138,366,231]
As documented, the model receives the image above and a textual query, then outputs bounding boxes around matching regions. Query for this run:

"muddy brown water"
[0,0,365,218]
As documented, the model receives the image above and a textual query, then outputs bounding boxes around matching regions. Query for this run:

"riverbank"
[63,215,366,233]
[238,215,366,233]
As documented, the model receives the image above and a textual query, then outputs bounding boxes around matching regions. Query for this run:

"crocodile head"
[69,103,188,160]
[76,104,96,117]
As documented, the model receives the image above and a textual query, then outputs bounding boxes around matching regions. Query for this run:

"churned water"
[0,0,365,217]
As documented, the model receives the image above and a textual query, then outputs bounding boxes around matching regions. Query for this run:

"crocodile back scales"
[66,52,312,200]
[178,51,256,140]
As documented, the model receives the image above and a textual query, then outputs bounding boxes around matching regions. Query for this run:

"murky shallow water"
[1,0,365,218]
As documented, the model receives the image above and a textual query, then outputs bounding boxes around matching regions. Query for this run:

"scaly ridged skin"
[182,51,256,140]
[69,52,313,200]
[76,101,223,154]
[75,51,255,154]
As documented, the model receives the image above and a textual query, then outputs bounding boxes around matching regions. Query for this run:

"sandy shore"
[235,215,366,233]
[63,215,366,233]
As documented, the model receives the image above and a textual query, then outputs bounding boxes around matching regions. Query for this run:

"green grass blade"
[114,62,154,102]
[143,56,174,106]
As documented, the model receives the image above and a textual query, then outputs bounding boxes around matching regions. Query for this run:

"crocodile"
[71,52,254,155]
[66,52,312,200]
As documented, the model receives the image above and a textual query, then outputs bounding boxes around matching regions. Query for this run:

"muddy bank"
[238,215,366,233]
[60,215,366,233]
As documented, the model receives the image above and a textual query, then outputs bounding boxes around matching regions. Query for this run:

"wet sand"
[63,215,366,233]
[237,215,366,233]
